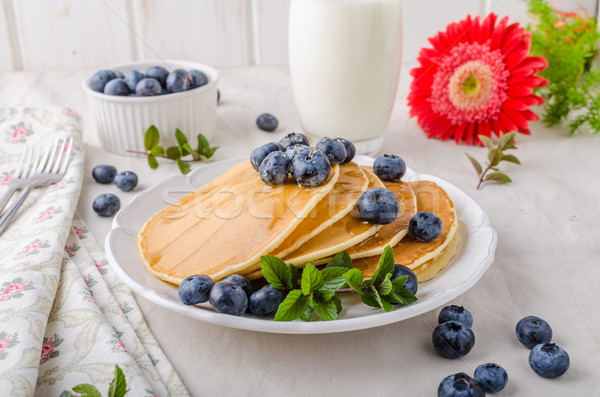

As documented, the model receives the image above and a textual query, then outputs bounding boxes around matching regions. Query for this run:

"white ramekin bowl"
[83,60,219,156]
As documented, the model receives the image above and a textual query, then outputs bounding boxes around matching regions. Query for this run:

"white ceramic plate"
[106,156,497,334]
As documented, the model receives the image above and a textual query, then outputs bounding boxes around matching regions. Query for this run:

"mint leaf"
[175,128,188,147]
[274,290,307,321]
[310,294,338,321]
[177,159,190,175]
[485,171,512,183]
[144,125,159,150]
[147,154,158,169]
[377,277,393,295]
[59,391,73,397]
[312,289,335,301]
[289,263,299,289]
[166,146,181,160]
[260,256,291,290]
[343,268,363,292]
[301,264,323,295]
[478,135,494,150]
[383,290,402,304]
[465,153,483,175]
[332,295,343,315]
[72,384,101,397]
[369,285,393,312]
[320,267,349,291]
[394,287,418,305]
[501,154,521,165]
[371,245,395,286]
[488,148,502,167]
[182,143,193,157]
[499,132,516,150]
[197,133,209,153]
[300,304,314,322]
[150,145,164,156]
[391,275,408,289]
[108,365,128,397]
[204,145,219,159]
[360,292,380,308]
[326,251,353,269]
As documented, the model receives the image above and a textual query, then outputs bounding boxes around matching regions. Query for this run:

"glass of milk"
[289,0,403,154]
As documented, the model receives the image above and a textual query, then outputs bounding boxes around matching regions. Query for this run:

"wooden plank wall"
[0,0,596,71]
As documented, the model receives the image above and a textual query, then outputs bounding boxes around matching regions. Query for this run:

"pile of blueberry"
[90,66,209,97]
[178,273,285,317]
[91,165,138,217]
[250,133,356,188]
[435,307,570,395]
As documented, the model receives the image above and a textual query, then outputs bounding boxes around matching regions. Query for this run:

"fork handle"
[0,186,20,216]
[0,185,33,235]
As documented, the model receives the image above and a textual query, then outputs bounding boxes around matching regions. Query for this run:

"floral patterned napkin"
[0,108,188,396]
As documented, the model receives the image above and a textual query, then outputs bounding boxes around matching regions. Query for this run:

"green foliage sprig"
[260,246,417,322]
[60,365,128,397]
[128,125,218,174]
[465,132,521,189]
[527,0,600,135]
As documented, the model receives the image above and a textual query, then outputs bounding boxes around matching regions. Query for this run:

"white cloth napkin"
[0,107,188,396]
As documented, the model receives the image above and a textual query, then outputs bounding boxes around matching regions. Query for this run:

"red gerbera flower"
[407,14,548,145]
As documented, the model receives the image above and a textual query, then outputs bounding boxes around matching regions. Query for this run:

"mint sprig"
[466,132,521,189]
[260,246,417,321]
[128,125,218,174]
[61,365,128,397]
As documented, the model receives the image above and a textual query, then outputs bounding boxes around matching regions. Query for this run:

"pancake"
[309,167,418,266]
[245,168,385,280]
[267,162,368,259]
[137,161,340,283]
[351,180,458,279]
[412,231,460,282]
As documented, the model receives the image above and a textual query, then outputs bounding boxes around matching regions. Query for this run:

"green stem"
[477,164,493,190]
[126,150,197,162]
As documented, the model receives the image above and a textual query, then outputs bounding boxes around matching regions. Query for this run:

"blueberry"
[178,275,215,305]
[209,281,248,316]
[284,144,311,161]
[474,363,508,393]
[290,149,331,187]
[189,69,208,88]
[438,373,485,397]
[357,188,399,225]
[259,151,290,185]
[114,171,138,192]
[256,113,279,132]
[516,315,553,349]
[315,137,347,165]
[391,265,418,295]
[409,211,442,242]
[373,154,406,182]
[103,78,131,96]
[125,70,145,92]
[92,194,120,217]
[224,274,253,298]
[334,138,356,164]
[90,70,117,92]
[248,284,285,316]
[529,343,569,378]
[250,142,284,171]
[134,78,162,96]
[166,69,190,93]
[432,321,475,359]
[115,70,125,79]
[217,89,221,103]
[92,165,117,184]
[145,66,169,87]
[279,132,310,149]
[438,305,473,328]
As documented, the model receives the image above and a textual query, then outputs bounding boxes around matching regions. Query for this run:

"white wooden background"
[0,0,597,71]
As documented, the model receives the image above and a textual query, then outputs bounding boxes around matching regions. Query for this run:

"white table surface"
[1,66,599,396]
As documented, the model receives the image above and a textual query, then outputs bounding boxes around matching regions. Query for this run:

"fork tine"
[14,147,28,178]
[43,137,61,174]
[51,138,66,174]
[27,146,40,178]
[18,146,33,178]
[36,136,56,174]
[57,137,74,175]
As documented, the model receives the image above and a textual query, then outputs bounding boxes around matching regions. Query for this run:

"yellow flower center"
[448,61,493,110]
[462,75,480,95]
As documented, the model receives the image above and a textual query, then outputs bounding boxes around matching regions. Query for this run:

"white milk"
[289,0,402,153]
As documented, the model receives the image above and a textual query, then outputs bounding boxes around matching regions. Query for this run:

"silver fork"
[0,137,74,234]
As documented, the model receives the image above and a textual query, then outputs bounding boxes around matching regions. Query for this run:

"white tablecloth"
[1,66,598,395]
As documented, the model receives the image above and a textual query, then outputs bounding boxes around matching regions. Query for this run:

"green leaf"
[371,245,395,286]
[310,294,338,321]
[144,125,160,150]
[332,295,343,315]
[393,287,418,305]
[485,172,512,184]
[260,256,291,290]
[59,391,73,397]
[391,275,408,289]
[320,267,349,291]
[360,292,380,308]
[108,365,128,397]
[501,154,521,165]
[313,289,335,301]
[488,148,503,167]
[383,291,402,304]
[181,143,193,157]
[326,251,353,269]
[289,264,299,289]
[465,153,483,176]
[175,128,188,147]
[499,132,516,150]
[343,268,363,292]
[150,145,164,156]
[478,135,494,150]
[72,385,101,397]
[377,277,393,295]
[301,264,323,295]
[204,145,219,159]
[147,154,158,169]
[197,133,209,153]
[177,159,190,175]
[361,279,373,289]
[274,290,307,321]
[369,285,392,312]
[300,304,314,322]
[166,146,181,160]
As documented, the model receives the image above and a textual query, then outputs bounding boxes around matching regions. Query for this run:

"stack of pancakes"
[137,160,459,286]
